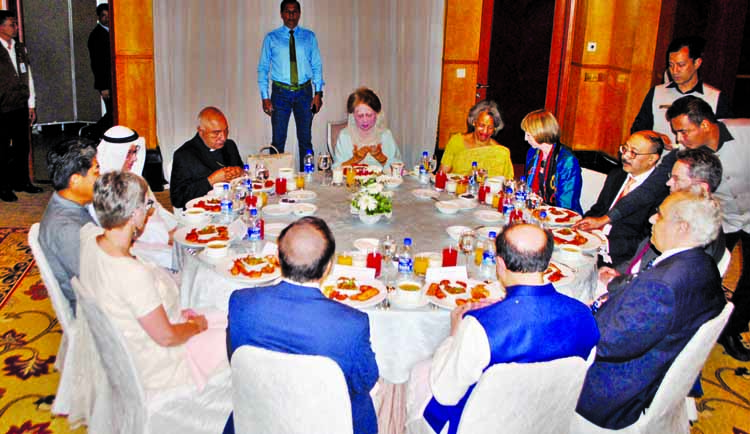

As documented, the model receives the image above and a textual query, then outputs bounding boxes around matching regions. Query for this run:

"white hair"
[669,192,722,247]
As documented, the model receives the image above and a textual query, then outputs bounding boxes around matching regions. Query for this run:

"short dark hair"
[676,148,723,192]
[347,87,382,114]
[666,95,718,126]
[280,0,300,12]
[46,139,98,191]
[495,223,554,273]
[667,36,705,62]
[278,217,335,282]
[0,10,16,24]
[643,132,665,157]
[96,4,108,17]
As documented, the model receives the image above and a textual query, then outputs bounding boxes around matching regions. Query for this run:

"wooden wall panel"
[443,1,482,60]
[437,64,478,149]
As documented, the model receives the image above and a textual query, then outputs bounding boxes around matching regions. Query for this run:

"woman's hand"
[370,144,387,164]
[352,144,370,162]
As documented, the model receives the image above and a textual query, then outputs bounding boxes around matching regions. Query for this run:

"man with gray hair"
[577,191,726,429]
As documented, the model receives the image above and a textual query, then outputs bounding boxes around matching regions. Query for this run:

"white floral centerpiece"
[351,178,393,224]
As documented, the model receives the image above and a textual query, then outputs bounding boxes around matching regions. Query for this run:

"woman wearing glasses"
[79,171,227,391]
[522,109,583,213]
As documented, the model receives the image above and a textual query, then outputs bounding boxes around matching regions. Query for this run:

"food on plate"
[252,179,275,190]
[185,225,229,243]
[553,228,589,246]
[336,276,359,291]
[193,198,221,212]
[398,282,422,292]
[455,283,492,306]
[322,278,381,303]
[230,254,280,278]
[533,207,579,223]
[349,285,380,302]
[544,263,566,283]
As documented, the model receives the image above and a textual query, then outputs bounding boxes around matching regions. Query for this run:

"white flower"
[381,190,394,198]
[367,182,384,195]
[360,195,378,212]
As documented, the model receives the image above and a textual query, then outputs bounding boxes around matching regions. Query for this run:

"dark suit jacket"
[226,281,379,434]
[607,151,675,225]
[585,167,658,266]
[576,248,725,429]
[169,134,243,208]
[615,230,727,275]
[87,24,110,91]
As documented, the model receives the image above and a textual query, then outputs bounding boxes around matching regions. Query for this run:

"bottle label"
[220,199,233,214]
[304,163,314,174]
[482,251,496,265]
[248,225,262,241]
[398,257,413,273]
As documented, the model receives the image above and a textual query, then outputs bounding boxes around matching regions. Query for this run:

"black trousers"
[724,230,750,336]
[0,107,31,191]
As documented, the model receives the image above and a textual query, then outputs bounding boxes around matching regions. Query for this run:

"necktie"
[612,176,636,207]
[626,242,652,274]
[289,30,298,86]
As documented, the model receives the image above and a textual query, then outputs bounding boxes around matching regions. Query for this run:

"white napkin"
[330,265,375,280]
[262,241,278,256]
[425,266,468,283]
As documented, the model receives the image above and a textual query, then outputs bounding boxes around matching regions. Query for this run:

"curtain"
[153,0,445,181]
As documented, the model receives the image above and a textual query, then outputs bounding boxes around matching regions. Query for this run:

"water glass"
[458,231,476,268]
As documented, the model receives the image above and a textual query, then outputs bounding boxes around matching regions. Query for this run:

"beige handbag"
[247,145,295,178]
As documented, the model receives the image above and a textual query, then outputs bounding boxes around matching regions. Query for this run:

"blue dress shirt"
[257,25,324,99]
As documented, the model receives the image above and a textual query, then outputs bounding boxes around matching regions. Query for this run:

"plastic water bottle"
[468,161,479,195]
[304,150,315,181]
[243,164,252,181]
[397,238,414,280]
[418,151,430,184]
[515,176,528,202]
[246,208,263,253]
[220,184,233,222]
[502,186,514,216]
[479,231,497,280]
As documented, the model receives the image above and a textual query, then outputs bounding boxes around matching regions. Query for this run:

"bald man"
[407,223,599,434]
[225,217,379,434]
[170,106,244,208]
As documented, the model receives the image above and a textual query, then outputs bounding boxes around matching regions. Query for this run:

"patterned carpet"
[0,225,748,433]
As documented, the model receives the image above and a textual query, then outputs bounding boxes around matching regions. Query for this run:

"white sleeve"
[429,316,490,405]
[27,64,35,108]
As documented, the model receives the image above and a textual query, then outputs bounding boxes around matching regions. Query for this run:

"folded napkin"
[330,264,376,280]
[425,266,468,283]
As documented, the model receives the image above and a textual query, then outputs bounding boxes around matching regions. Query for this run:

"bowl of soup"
[397,280,423,304]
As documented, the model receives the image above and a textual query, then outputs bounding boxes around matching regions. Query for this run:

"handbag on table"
[247,145,295,178]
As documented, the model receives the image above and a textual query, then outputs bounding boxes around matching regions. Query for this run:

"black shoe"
[718,333,750,362]
[13,183,43,194]
[0,190,18,202]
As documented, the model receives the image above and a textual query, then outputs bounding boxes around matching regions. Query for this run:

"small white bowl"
[381,176,403,189]
[293,203,317,217]
[446,179,457,193]
[204,240,229,258]
[557,244,584,263]
[436,200,461,214]
[211,182,230,196]
[396,280,424,305]
[446,225,472,241]
[183,207,206,224]
[359,212,383,225]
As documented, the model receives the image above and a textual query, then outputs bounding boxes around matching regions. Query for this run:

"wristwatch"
[315,91,323,98]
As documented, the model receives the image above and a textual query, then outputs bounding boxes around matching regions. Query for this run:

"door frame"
[476,0,495,102]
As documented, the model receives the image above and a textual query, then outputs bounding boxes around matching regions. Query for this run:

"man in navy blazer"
[577,191,726,429]
[224,216,379,434]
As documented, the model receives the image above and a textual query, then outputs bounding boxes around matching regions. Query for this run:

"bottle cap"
[520,176,526,183]
[472,161,478,167]
[306,150,313,155]
[404,238,412,246]
[244,164,250,171]
[223,184,229,190]
[488,231,497,239]
[250,208,258,216]
[422,151,428,157]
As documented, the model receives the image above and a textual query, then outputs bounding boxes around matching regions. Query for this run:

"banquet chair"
[570,302,734,434]
[327,119,347,157]
[231,345,353,434]
[27,223,77,415]
[581,168,607,213]
[73,278,232,434]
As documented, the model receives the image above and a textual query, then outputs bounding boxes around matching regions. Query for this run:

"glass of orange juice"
[337,252,353,265]
[456,179,468,195]
[491,193,500,209]
[414,254,430,276]
[252,191,268,207]
[346,167,356,187]
[474,246,484,266]
[295,174,305,190]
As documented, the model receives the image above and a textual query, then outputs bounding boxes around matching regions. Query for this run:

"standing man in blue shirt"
[258,0,324,170]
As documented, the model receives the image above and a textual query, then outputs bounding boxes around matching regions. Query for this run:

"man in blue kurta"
[407,223,600,434]
[224,216,379,434]
[258,0,324,170]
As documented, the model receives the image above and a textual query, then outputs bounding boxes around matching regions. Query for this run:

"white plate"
[174,224,238,248]
[185,196,222,214]
[551,228,603,252]
[293,203,317,216]
[287,190,317,201]
[454,198,478,210]
[476,226,502,240]
[424,279,504,309]
[353,238,380,253]
[320,278,387,309]
[474,210,505,223]
[215,253,281,284]
[532,206,582,227]
[544,261,575,286]
[380,176,403,189]
[263,204,293,217]
[446,225,472,241]
[264,222,287,239]
[412,189,439,200]
[435,200,461,214]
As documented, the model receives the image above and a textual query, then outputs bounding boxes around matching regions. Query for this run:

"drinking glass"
[382,235,396,261]
[255,163,269,182]
[318,153,332,172]
[458,231,476,268]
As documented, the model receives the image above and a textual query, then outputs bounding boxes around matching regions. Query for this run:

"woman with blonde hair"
[522,109,583,213]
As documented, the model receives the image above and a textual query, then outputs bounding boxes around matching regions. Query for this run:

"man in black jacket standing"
[87,4,112,137]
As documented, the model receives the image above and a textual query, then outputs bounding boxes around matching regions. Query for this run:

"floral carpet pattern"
[0,225,748,433]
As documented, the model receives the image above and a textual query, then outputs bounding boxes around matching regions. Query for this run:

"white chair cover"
[231,345,353,434]
[327,119,348,156]
[581,168,607,213]
[27,223,76,416]
[72,278,232,434]
[717,248,731,277]
[570,303,734,434]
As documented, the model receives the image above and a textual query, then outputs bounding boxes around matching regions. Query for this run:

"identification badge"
[19,63,26,74]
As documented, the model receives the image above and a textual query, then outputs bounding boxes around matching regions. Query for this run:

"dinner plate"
[532,206,581,227]
[412,189,439,200]
[476,226,502,240]
[424,279,504,309]
[353,238,380,253]
[320,277,387,309]
[552,228,603,252]
[446,225,472,241]
[292,203,317,216]
[473,210,505,223]
[544,261,575,286]
[185,196,222,214]
[174,224,239,248]
[287,190,317,201]
[263,204,293,217]
[215,253,282,284]
[264,222,287,239]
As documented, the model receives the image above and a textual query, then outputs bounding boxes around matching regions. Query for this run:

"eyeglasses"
[145,199,155,211]
[619,145,658,158]
[202,128,228,139]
